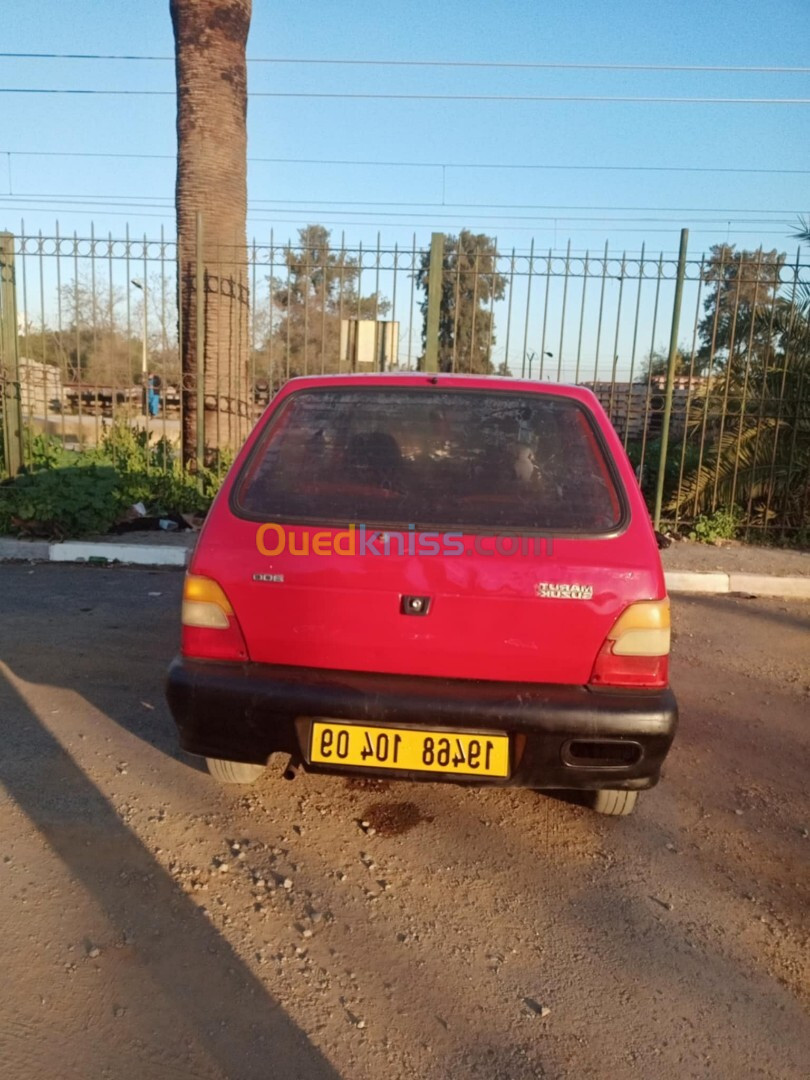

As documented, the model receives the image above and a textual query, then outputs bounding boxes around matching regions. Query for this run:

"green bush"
[0,465,122,538]
[689,508,740,544]
[1,420,225,538]
[24,430,66,470]
[625,435,702,510]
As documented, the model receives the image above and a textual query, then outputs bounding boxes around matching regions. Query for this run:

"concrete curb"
[664,570,810,598]
[1,537,189,568]
[0,537,50,561]
[49,540,188,568]
[1,537,810,597]
[664,571,729,594]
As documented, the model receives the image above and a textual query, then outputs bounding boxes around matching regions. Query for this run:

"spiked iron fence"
[1,223,808,539]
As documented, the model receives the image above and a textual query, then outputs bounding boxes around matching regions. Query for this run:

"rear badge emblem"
[535,582,593,599]
[253,573,285,583]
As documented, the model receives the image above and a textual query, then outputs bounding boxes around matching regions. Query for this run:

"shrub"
[689,508,740,544]
[0,465,122,538]
[1,420,227,538]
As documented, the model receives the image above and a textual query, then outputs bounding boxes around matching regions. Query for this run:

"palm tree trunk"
[171,0,251,467]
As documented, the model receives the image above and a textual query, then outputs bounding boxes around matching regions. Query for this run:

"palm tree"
[171,0,252,466]
[669,236,810,538]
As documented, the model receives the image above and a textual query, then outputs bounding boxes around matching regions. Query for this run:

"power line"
[3,148,808,176]
[2,206,785,227]
[1,87,808,104]
[2,53,809,74]
[0,190,797,215]
[2,203,788,238]
[0,200,792,233]
[235,199,801,214]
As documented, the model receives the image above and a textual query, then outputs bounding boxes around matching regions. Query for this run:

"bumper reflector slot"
[563,740,643,768]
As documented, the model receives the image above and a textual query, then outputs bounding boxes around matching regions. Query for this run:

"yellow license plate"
[309,721,510,778]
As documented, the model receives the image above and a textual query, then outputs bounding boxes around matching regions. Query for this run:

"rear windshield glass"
[234,387,624,533]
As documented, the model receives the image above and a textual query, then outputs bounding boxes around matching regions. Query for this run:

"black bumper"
[166,657,677,791]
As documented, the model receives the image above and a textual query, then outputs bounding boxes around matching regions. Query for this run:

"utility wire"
[1,87,808,103]
[0,190,796,215]
[2,53,809,73]
[0,198,791,230]
[2,148,807,175]
[2,202,787,237]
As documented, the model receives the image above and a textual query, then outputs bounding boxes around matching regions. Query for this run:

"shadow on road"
[0,666,341,1080]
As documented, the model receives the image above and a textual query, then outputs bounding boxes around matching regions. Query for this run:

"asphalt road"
[0,564,808,1080]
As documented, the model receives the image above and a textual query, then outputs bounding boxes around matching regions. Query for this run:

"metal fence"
[1,223,808,539]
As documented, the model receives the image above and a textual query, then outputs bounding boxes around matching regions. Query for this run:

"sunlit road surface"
[1,564,807,1079]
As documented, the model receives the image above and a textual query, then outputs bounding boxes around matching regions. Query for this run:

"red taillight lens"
[590,645,669,688]
[180,575,248,661]
[589,599,670,689]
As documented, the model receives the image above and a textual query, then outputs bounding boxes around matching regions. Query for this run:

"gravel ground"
[0,565,808,1080]
[660,541,810,577]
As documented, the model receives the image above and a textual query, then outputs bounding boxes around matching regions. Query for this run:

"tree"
[669,336,809,534]
[171,0,251,466]
[416,231,506,373]
[19,277,142,386]
[637,346,693,382]
[669,236,809,536]
[265,226,389,382]
[697,244,785,374]
[20,273,179,390]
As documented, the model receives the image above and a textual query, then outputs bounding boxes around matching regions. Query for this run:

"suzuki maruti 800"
[166,374,677,816]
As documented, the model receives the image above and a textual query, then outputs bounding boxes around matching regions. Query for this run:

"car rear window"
[233,387,625,534]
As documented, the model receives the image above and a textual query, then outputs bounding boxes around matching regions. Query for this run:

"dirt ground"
[0,564,808,1080]
[660,540,810,577]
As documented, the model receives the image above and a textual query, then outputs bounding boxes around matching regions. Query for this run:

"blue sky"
[1,0,808,258]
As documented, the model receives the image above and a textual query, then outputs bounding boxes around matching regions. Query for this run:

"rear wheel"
[591,789,638,816]
[205,757,265,784]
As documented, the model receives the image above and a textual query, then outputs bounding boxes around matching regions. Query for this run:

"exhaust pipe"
[283,756,301,781]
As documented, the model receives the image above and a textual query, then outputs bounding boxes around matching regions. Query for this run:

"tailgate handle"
[400,595,431,616]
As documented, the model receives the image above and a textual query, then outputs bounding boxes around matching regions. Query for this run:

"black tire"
[205,757,265,784]
[591,789,639,816]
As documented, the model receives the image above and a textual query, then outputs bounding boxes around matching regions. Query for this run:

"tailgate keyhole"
[401,595,431,616]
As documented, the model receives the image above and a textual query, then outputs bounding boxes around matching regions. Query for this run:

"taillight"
[181,575,248,661]
[589,599,670,689]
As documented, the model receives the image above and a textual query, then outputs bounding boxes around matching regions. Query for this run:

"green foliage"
[637,347,693,382]
[689,508,740,544]
[265,225,390,380]
[1,419,223,538]
[416,231,506,373]
[0,465,122,538]
[625,435,702,510]
[666,231,809,539]
[24,431,65,470]
[697,245,786,375]
[667,333,810,536]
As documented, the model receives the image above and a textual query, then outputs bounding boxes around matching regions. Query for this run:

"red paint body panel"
[189,374,666,686]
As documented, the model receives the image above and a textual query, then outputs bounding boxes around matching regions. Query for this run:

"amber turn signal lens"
[181,575,234,629]
[606,599,670,656]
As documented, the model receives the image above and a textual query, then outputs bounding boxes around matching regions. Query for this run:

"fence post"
[653,228,689,531]
[195,210,205,474]
[423,232,445,373]
[0,232,24,477]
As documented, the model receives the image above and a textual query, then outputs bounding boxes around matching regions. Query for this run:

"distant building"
[585,376,709,442]
[19,358,63,417]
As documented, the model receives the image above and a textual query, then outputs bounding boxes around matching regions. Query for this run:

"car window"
[233,388,624,534]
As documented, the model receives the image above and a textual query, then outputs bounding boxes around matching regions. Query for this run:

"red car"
[167,373,676,816]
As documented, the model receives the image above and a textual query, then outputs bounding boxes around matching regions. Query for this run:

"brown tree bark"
[171,0,251,467]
